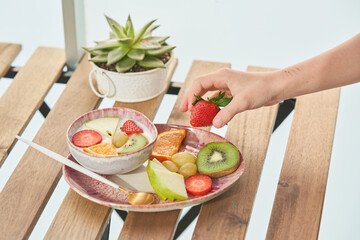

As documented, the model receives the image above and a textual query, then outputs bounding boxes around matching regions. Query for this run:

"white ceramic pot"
[89,53,173,102]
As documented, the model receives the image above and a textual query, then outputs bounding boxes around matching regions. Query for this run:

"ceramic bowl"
[66,107,157,175]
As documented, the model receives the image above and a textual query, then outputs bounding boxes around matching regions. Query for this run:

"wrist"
[263,70,288,103]
[270,66,306,101]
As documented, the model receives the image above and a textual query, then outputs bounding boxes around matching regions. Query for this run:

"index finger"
[180,69,231,112]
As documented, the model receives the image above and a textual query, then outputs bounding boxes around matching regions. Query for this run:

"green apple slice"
[147,160,188,201]
[151,158,164,167]
[85,117,119,137]
[150,158,167,170]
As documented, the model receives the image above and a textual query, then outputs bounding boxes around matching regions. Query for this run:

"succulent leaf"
[105,15,124,32]
[115,56,136,73]
[88,49,110,56]
[92,39,121,50]
[134,19,157,43]
[143,24,160,38]
[118,37,134,46]
[89,54,108,63]
[144,36,169,44]
[84,15,174,72]
[83,47,109,56]
[125,15,135,38]
[109,32,117,39]
[137,56,165,68]
[127,49,145,61]
[133,39,161,50]
[107,47,130,65]
[112,24,127,39]
[146,45,175,56]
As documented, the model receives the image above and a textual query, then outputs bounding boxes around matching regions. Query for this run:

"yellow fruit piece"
[151,129,186,162]
[84,142,117,156]
[178,162,197,179]
[171,152,197,167]
[162,160,179,172]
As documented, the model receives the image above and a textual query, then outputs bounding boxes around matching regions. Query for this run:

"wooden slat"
[0,42,21,77]
[118,60,230,240]
[0,47,65,166]
[191,66,278,239]
[266,88,340,240]
[45,59,178,239]
[0,56,100,239]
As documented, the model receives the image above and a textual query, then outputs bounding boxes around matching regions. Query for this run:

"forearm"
[274,33,360,100]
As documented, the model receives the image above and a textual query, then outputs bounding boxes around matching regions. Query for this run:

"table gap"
[0,111,44,191]
[245,111,294,240]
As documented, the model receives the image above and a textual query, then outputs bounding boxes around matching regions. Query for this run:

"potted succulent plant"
[84,15,175,102]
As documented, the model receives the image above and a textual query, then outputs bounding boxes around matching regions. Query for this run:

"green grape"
[171,152,197,168]
[178,162,197,179]
[162,160,179,172]
[112,131,129,148]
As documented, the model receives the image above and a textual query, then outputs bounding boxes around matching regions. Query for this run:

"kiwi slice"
[197,142,240,178]
[118,133,148,154]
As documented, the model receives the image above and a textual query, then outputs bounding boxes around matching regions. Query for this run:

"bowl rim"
[66,107,158,159]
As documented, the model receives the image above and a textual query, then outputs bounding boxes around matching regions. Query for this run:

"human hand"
[180,68,284,128]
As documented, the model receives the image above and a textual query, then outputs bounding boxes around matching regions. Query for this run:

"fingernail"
[213,118,223,128]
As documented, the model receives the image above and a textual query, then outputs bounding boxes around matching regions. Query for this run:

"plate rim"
[63,123,245,212]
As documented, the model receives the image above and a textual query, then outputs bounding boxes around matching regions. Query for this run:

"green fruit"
[118,133,147,153]
[112,130,129,148]
[197,142,240,178]
[171,152,197,167]
[146,160,188,201]
[152,158,163,166]
[178,162,197,179]
[162,160,179,172]
[85,117,119,137]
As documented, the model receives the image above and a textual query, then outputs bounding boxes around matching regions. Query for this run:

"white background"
[0,0,359,239]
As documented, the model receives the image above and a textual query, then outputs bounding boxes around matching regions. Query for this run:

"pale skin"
[180,33,360,128]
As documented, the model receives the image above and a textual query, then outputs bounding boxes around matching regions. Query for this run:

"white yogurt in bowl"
[66,108,157,175]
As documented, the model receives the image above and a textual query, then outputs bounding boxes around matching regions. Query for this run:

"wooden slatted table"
[0,44,340,240]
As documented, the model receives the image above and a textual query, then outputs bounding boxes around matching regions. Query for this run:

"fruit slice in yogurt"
[118,133,148,154]
[85,117,119,137]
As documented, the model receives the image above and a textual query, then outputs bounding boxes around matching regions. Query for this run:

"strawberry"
[72,130,102,148]
[121,120,143,135]
[185,175,212,196]
[190,92,232,127]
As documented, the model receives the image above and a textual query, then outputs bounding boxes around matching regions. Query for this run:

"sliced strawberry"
[72,130,102,148]
[121,120,143,135]
[185,175,212,196]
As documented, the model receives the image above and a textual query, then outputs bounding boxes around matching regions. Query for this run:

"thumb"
[212,98,246,128]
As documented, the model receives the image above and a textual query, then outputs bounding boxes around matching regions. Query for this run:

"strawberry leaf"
[216,97,233,107]
[215,91,226,101]
[207,91,232,107]
[192,95,204,106]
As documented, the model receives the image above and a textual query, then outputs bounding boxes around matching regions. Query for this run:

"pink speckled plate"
[63,124,245,212]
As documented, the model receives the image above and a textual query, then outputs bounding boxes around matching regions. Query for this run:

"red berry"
[185,175,212,196]
[121,120,143,135]
[189,92,232,127]
[190,101,220,127]
[72,130,102,148]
